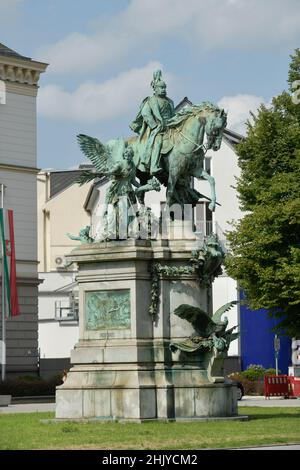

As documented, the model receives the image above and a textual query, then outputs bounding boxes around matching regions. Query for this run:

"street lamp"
[274,335,280,375]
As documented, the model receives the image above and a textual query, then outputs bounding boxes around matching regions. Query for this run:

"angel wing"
[223,325,238,336]
[77,134,111,173]
[227,332,239,343]
[212,300,238,324]
[173,304,213,336]
[223,328,239,348]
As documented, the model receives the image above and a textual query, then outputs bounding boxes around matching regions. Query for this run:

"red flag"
[0,209,20,316]
[8,210,20,316]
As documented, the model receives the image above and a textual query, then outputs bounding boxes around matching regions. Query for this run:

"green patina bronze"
[77,137,160,240]
[67,225,94,243]
[149,263,194,317]
[130,69,175,176]
[190,233,225,285]
[64,71,238,396]
[169,301,239,355]
[76,69,227,240]
[85,289,131,330]
[149,234,225,317]
[169,301,239,381]
[129,70,226,209]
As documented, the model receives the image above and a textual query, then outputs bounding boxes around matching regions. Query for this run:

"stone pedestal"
[55,239,237,421]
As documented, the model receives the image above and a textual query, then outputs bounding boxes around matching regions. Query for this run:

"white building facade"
[37,168,93,376]
[0,43,47,376]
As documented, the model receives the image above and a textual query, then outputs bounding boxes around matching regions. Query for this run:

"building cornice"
[16,259,39,264]
[5,81,38,97]
[0,163,40,174]
[0,54,48,89]
[16,276,43,286]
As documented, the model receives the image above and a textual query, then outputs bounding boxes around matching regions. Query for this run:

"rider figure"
[130,70,175,175]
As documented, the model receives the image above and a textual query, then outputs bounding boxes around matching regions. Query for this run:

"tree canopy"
[226,49,300,337]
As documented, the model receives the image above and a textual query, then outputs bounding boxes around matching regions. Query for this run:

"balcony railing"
[195,220,228,252]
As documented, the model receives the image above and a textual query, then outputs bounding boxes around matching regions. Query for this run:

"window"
[55,292,79,322]
[195,201,212,236]
[204,157,211,175]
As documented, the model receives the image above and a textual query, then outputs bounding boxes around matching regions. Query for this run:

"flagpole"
[1,183,6,381]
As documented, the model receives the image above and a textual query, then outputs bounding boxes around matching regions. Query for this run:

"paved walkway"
[236,445,300,450]
[0,396,299,414]
[0,403,55,413]
[238,396,300,407]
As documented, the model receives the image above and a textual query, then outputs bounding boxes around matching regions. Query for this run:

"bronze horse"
[128,102,227,210]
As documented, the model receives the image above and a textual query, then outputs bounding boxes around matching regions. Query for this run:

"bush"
[241,364,265,381]
[0,374,63,397]
[265,368,281,376]
[228,364,281,396]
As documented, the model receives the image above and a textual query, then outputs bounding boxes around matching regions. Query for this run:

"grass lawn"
[0,407,300,450]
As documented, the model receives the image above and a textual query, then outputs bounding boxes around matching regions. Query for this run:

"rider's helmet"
[151,70,167,96]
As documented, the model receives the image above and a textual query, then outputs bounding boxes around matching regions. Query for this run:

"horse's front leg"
[192,167,216,212]
[167,165,177,206]
[201,169,216,212]
[135,174,149,206]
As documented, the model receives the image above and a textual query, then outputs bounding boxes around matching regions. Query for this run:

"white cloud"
[37,62,170,122]
[38,0,300,75]
[39,63,267,136]
[218,94,267,135]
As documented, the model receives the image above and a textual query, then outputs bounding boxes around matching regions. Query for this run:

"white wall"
[0,91,36,167]
[194,140,241,356]
[194,139,242,233]
[38,175,92,271]
[212,275,239,355]
[38,272,77,320]
[39,271,77,292]
[38,322,79,359]
[0,170,37,265]
[0,55,46,374]
[38,271,79,358]
[0,89,38,266]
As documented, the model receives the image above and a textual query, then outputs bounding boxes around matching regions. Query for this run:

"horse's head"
[204,107,227,151]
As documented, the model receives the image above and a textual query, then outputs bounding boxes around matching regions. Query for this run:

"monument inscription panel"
[85,289,131,330]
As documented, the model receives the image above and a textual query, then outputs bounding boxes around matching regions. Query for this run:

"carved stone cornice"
[0,54,48,88]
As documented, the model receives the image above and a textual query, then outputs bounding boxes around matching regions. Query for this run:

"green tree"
[226,49,300,337]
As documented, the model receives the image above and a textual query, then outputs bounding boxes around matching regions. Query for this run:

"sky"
[1,0,300,169]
